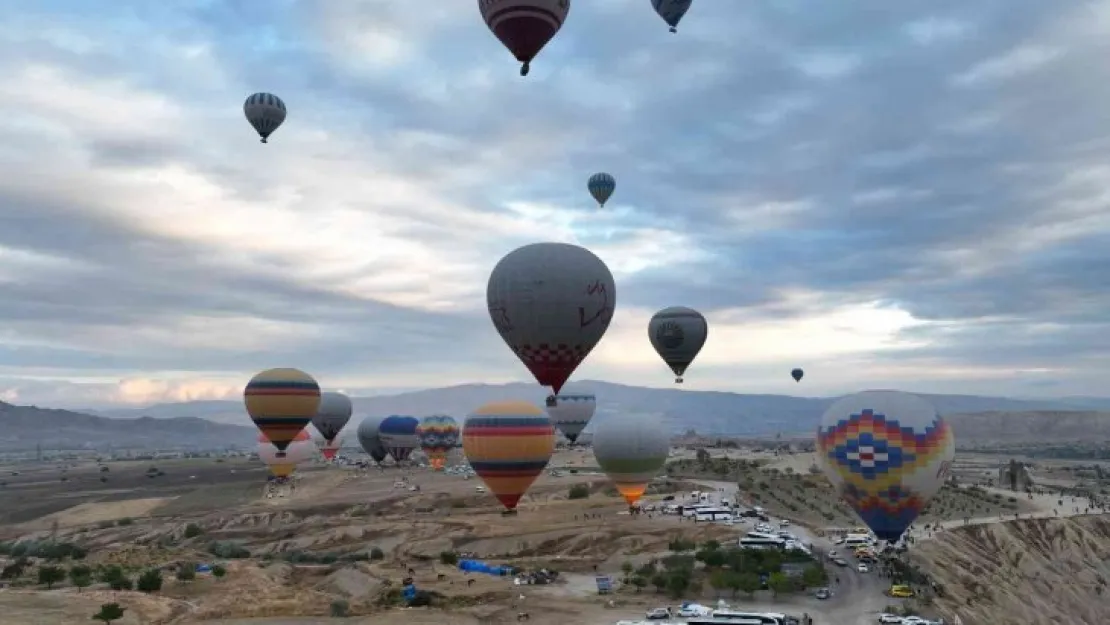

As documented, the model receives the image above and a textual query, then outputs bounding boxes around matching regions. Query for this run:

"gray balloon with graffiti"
[487,242,616,395]
[648,306,708,383]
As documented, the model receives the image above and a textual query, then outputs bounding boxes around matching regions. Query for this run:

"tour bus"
[694,507,733,522]
[687,610,799,624]
[843,533,874,547]
[682,504,715,517]
[739,532,786,550]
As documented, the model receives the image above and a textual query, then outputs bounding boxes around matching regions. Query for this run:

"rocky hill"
[0,401,257,451]
[946,411,1110,446]
[910,516,1110,625]
[89,380,1099,438]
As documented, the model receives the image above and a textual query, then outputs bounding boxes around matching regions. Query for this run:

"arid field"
[0,446,1107,625]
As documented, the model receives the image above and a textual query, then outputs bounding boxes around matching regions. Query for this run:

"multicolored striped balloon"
[244,368,321,455]
[463,400,555,511]
[417,415,460,470]
[379,415,420,463]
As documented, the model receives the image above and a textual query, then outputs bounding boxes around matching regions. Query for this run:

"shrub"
[38,565,65,588]
[92,602,126,624]
[439,551,459,565]
[176,564,196,582]
[369,547,385,561]
[183,524,203,539]
[568,484,590,500]
[330,599,350,617]
[136,569,163,593]
[207,541,251,559]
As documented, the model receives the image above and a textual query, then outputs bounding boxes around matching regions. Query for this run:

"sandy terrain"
[0,446,1106,624]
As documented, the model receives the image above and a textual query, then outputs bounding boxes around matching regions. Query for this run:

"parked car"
[833,557,849,567]
[645,607,672,620]
[815,587,831,600]
[878,614,903,624]
[857,563,870,573]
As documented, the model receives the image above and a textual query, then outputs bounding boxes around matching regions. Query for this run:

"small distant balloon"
[792,368,804,382]
[587,172,615,208]
[479,0,571,76]
[651,0,693,33]
[648,306,708,383]
[243,93,286,143]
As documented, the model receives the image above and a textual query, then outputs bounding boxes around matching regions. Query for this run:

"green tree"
[666,570,692,599]
[69,565,93,592]
[651,573,668,594]
[136,568,163,593]
[211,565,227,579]
[767,571,791,597]
[38,565,66,588]
[97,565,124,584]
[176,563,196,582]
[620,561,634,580]
[1,557,28,580]
[631,576,648,592]
[183,523,203,539]
[736,572,760,598]
[439,551,459,565]
[91,602,126,624]
[801,564,828,588]
[709,569,733,597]
[330,599,349,617]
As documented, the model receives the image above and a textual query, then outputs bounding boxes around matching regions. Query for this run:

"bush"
[183,524,203,539]
[567,484,590,500]
[176,563,196,581]
[69,565,92,590]
[330,599,350,617]
[207,541,251,559]
[211,565,227,579]
[136,569,163,593]
[110,576,133,591]
[439,551,459,565]
[116,518,133,527]
[92,602,126,624]
[369,547,385,561]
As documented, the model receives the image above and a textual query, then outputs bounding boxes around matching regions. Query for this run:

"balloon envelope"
[244,368,320,453]
[463,400,555,511]
[815,390,955,542]
[312,391,352,442]
[417,415,460,470]
[479,0,571,76]
[258,429,316,478]
[791,368,804,382]
[356,416,389,464]
[243,92,286,142]
[648,307,708,383]
[379,415,420,463]
[651,0,693,32]
[592,413,670,506]
[487,242,616,395]
[587,172,615,207]
[545,393,595,443]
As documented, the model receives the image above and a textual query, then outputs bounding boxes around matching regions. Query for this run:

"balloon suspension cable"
[520,62,531,77]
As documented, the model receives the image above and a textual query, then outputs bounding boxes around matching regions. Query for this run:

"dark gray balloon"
[648,306,708,383]
[356,415,388,464]
[312,391,352,442]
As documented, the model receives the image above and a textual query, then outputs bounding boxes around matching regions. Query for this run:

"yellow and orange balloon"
[244,368,320,456]
[463,400,554,511]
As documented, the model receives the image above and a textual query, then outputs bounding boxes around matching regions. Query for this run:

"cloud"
[1,0,1109,407]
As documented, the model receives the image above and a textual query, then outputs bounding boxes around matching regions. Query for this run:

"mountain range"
[3,381,1109,451]
[88,380,1110,436]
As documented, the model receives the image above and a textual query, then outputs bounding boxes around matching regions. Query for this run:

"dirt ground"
[0,448,1106,625]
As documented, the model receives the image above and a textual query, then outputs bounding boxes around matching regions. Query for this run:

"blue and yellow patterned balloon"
[587,172,615,208]
[816,390,955,542]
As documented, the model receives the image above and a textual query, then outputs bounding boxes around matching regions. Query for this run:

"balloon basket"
[501,509,518,517]
[674,376,684,384]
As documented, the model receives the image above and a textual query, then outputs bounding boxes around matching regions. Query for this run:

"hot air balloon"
[357,416,389,464]
[648,307,708,383]
[317,437,343,462]
[651,0,693,33]
[592,413,670,508]
[791,368,804,383]
[479,0,571,76]
[587,172,615,208]
[379,415,420,464]
[487,242,616,395]
[463,400,555,513]
[417,415,460,470]
[243,92,286,143]
[816,390,955,543]
[545,393,595,444]
[244,368,321,457]
[312,392,352,460]
[258,429,317,478]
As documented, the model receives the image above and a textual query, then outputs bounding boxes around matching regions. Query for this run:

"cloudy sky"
[1,0,1108,408]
